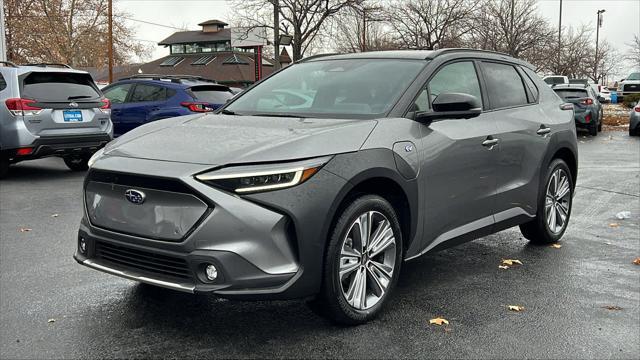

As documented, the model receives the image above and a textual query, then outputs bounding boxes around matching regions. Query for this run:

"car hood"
[104,114,378,165]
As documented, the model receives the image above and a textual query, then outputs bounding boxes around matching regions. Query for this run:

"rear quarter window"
[0,73,6,91]
[21,72,100,101]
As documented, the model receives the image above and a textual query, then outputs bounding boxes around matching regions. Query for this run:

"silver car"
[75,50,578,324]
[630,100,640,136]
[0,62,113,178]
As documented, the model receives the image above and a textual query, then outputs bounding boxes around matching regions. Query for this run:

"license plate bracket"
[63,110,83,122]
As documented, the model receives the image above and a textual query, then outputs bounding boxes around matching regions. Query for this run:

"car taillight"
[16,147,34,156]
[100,98,111,114]
[585,113,591,123]
[5,98,43,116]
[581,98,593,105]
[181,102,214,113]
[635,106,640,113]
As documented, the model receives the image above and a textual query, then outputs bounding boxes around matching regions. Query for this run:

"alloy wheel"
[339,211,397,310]
[544,168,571,234]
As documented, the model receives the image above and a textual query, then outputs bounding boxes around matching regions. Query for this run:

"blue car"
[101,75,235,137]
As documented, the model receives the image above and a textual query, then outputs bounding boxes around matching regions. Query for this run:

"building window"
[185,44,197,53]
[171,44,185,54]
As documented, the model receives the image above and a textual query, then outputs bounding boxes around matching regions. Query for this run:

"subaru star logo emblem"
[69,102,79,108]
[125,189,146,205]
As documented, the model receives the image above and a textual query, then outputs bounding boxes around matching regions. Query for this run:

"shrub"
[622,93,640,108]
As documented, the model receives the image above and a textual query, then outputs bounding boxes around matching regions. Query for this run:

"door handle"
[537,126,551,136]
[482,137,499,148]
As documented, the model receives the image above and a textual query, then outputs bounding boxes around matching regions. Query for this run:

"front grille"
[624,84,639,92]
[95,241,192,280]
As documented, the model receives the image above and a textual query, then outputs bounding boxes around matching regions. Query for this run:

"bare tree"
[232,0,363,61]
[625,34,640,70]
[386,0,478,50]
[326,3,395,53]
[468,0,554,62]
[3,0,151,66]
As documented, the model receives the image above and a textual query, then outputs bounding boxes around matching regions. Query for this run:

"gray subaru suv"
[0,62,113,178]
[74,49,578,324]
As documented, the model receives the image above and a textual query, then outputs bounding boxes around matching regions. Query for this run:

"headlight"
[195,156,331,193]
[88,148,105,168]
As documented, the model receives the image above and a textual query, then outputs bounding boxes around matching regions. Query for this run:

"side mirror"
[415,92,482,124]
[598,96,606,102]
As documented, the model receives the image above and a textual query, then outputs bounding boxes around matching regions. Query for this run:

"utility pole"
[595,9,605,85]
[108,0,114,83]
[557,0,562,73]
[273,0,280,70]
[362,8,366,52]
[0,0,6,62]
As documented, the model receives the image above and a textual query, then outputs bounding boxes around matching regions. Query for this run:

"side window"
[129,84,167,102]
[103,83,133,104]
[482,62,528,109]
[414,61,482,112]
[0,73,7,91]
[520,67,539,103]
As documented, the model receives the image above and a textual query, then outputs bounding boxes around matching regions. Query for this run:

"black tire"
[520,159,573,244]
[0,157,9,179]
[597,110,603,132]
[589,123,598,136]
[63,156,89,171]
[319,195,403,325]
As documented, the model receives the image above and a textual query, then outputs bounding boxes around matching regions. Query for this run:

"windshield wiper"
[67,95,93,100]
[251,113,307,118]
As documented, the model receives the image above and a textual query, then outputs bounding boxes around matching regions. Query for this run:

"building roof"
[118,52,273,85]
[198,19,228,26]
[158,28,231,46]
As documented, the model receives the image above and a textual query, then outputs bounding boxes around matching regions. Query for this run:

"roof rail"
[428,48,511,59]
[117,74,217,83]
[23,63,72,69]
[0,61,19,68]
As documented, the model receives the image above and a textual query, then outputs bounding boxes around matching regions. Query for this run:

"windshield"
[627,73,640,80]
[21,72,101,101]
[225,58,425,119]
[544,77,566,85]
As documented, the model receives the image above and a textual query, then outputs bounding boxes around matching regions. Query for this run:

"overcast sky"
[116,0,640,76]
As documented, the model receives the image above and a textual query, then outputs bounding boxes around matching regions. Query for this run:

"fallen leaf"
[429,317,449,326]
[51,213,59,218]
[608,223,619,228]
[47,318,55,323]
[502,259,523,266]
[498,265,510,270]
[550,244,562,249]
[508,305,525,312]
[602,305,623,311]
[633,257,640,265]
[19,228,32,232]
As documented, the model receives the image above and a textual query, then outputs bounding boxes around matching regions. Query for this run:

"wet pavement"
[1,131,638,358]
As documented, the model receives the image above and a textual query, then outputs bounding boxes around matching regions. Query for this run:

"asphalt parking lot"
[1,131,638,359]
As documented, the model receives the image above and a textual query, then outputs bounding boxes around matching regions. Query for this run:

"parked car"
[630,100,640,136]
[0,61,112,178]
[76,49,578,324]
[597,85,611,102]
[552,83,603,136]
[618,72,640,100]
[543,75,569,86]
[101,74,235,137]
[569,78,589,85]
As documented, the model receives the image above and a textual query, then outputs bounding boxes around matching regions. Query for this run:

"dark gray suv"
[74,49,578,324]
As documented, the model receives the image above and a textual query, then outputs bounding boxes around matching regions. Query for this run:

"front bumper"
[75,155,349,299]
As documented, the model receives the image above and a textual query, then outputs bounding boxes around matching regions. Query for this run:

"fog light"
[79,237,87,254]
[205,264,218,281]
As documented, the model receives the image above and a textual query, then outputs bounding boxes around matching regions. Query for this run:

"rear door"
[18,71,109,137]
[118,83,168,134]
[102,83,133,137]
[479,62,550,221]
[417,60,499,252]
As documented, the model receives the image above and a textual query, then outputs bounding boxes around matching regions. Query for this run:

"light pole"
[595,9,605,85]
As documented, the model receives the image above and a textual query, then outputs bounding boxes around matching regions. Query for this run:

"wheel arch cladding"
[551,147,578,187]
[323,149,420,255]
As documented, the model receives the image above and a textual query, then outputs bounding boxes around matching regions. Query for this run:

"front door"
[415,60,498,252]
